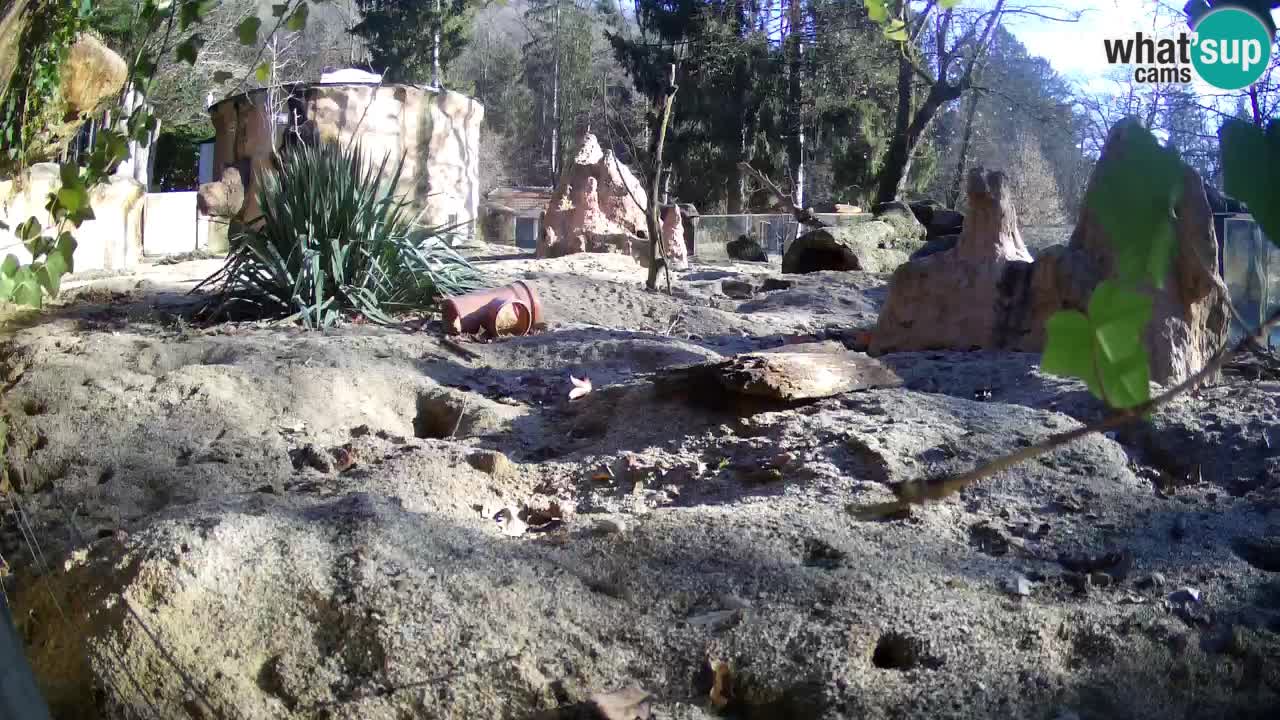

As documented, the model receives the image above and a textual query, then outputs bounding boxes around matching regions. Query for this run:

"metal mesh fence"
[1221,214,1280,347]
[690,213,872,262]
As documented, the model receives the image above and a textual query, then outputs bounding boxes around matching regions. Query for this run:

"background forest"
[94,0,1270,216]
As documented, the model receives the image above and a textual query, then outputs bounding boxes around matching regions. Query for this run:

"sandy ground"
[0,244,1278,719]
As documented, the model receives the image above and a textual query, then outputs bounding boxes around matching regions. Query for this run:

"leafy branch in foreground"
[194,141,483,329]
[852,117,1280,519]
[850,0,1280,518]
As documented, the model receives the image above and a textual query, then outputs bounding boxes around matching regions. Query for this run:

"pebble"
[1137,572,1166,589]
[594,516,627,535]
[720,279,755,300]
[467,450,513,476]
[1005,574,1033,597]
[1168,586,1202,604]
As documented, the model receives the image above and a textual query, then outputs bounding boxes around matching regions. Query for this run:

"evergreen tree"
[352,0,482,84]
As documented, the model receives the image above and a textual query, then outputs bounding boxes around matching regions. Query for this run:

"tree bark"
[784,0,803,206]
[875,62,962,205]
[645,64,678,291]
[947,89,981,207]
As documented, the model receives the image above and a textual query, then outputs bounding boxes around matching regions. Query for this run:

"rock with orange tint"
[538,133,650,260]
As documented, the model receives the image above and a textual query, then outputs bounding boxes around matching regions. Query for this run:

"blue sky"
[1007,1,1153,84]
[1007,1,1280,89]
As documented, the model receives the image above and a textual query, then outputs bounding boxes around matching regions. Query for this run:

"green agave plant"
[197,141,483,328]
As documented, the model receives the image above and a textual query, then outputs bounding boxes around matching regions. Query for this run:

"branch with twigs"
[851,274,1279,520]
[736,162,828,229]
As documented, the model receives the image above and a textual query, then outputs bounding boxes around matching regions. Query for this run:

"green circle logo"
[1192,7,1274,90]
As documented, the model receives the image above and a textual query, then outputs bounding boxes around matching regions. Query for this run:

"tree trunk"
[646,64,678,291]
[875,60,961,205]
[784,0,803,206]
[550,0,562,182]
[947,89,981,208]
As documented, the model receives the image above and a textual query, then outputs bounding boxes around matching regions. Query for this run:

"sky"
[1006,1,1280,90]
[1006,1,1152,86]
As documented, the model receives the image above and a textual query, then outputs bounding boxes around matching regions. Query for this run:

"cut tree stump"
[657,341,902,404]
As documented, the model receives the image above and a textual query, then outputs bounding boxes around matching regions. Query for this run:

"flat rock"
[661,341,902,402]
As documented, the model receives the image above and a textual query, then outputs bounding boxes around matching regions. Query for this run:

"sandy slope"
[1,246,1278,719]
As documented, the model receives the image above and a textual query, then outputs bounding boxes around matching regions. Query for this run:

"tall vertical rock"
[537,133,650,260]
[871,119,1230,387]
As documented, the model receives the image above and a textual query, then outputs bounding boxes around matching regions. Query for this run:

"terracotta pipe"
[442,281,542,335]
[485,299,533,337]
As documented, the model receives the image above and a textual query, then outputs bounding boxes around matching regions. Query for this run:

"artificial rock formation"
[197,166,246,219]
[210,84,483,232]
[538,133,649,260]
[197,166,246,254]
[727,235,768,262]
[782,214,927,275]
[872,120,1230,387]
[660,204,689,270]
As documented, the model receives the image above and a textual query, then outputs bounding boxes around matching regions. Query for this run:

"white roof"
[319,68,383,84]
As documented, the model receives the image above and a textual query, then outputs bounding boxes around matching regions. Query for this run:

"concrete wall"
[142,192,200,256]
[0,164,144,272]
[209,83,483,233]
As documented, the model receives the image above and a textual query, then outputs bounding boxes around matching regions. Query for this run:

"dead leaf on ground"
[708,658,733,709]
[589,685,651,720]
[569,375,593,400]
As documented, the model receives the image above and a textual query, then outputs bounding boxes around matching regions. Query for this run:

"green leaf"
[38,233,75,297]
[255,61,271,84]
[176,35,204,65]
[865,0,889,24]
[56,186,88,216]
[1084,123,1183,288]
[135,56,158,79]
[179,0,200,29]
[1097,348,1151,410]
[12,268,42,308]
[884,19,908,41]
[1087,280,1152,364]
[286,3,308,31]
[59,163,80,189]
[939,0,962,8]
[237,16,262,45]
[15,217,41,242]
[213,70,234,83]
[1042,310,1101,397]
[0,255,18,300]
[1221,119,1280,249]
